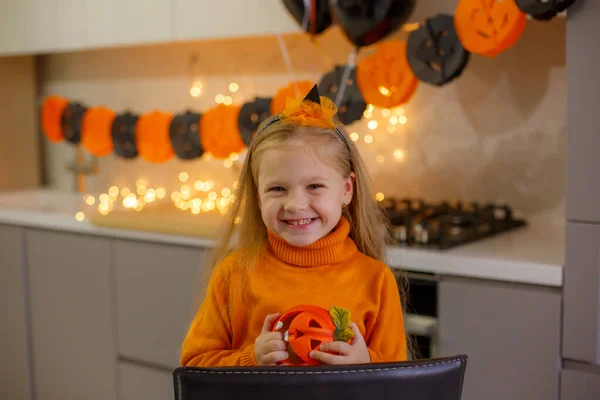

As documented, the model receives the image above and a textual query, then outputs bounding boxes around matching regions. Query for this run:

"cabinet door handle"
[405,314,438,337]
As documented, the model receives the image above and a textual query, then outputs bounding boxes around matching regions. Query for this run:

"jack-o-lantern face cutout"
[238,97,271,146]
[515,0,574,21]
[273,305,354,366]
[454,0,527,57]
[356,41,419,109]
[61,102,87,144]
[407,13,470,86]
[111,112,139,159]
[318,65,366,125]
[169,111,204,160]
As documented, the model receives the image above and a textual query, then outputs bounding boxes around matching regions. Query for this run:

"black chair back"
[173,354,468,400]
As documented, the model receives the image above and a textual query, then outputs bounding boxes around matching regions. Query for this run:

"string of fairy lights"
[74,81,408,222]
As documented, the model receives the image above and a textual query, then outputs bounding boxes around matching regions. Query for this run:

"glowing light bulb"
[378,86,391,96]
[381,108,391,118]
[75,212,85,221]
[190,86,201,97]
[375,192,385,201]
[136,178,147,187]
[229,82,239,92]
[399,115,408,125]
[394,149,405,160]
[215,94,225,104]
[223,96,233,106]
[363,110,372,119]
[364,135,373,144]
[389,116,398,125]
[230,152,239,161]
[223,159,233,168]
[85,195,96,206]
[376,155,385,164]
[99,193,109,203]
[206,180,215,190]
[179,172,189,182]
[350,132,359,141]
[171,191,181,201]
[387,125,396,134]
[108,186,119,197]
[221,188,231,197]
[208,191,218,201]
[123,195,138,209]
[367,104,374,112]
[156,187,166,199]
[137,185,147,195]
[368,120,378,130]
[120,187,130,197]
[144,189,156,203]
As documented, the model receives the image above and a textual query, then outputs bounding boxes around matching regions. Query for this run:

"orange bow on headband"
[279,85,338,129]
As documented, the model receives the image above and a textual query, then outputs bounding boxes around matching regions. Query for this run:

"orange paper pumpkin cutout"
[273,305,354,366]
[41,96,69,142]
[200,104,245,159]
[271,80,315,115]
[136,111,175,163]
[81,106,116,157]
[356,41,419,109]
[454,0,527,57]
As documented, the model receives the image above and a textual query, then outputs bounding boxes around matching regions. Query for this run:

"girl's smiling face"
[257,146,354,247]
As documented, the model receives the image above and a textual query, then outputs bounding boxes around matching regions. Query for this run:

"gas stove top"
[381,198,527,250]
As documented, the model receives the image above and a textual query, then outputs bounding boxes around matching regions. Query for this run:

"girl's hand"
[254,313,289,366]
[309,323,370,365]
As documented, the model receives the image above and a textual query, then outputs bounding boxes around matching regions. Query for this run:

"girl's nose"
[283,194,307,212]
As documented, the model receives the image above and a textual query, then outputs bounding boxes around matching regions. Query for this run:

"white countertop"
[0,189,564,287]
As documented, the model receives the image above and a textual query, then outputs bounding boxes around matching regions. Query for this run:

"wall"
[38,19,566,221]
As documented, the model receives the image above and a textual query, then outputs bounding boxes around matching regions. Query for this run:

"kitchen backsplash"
[39,19,566,222]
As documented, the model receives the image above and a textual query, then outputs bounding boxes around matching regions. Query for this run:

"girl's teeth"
[288,219,313,226]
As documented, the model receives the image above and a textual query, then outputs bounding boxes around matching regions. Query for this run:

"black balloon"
[515,0,575,20]
[329,0,416,47]
[169,111,204,160]
[282,0,332,35]
[61,102,87,144]
[238,97,272,146]
[111,112,139,159]
[406,13,470,86]
[318,65,366,125]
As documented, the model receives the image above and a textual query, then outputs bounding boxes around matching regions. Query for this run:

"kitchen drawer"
[561,368,600,400]
[563,222,600,365]
[120,362,173,400]
[115,240,209,368]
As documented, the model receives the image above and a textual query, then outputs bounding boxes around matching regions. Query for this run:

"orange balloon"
[271,80,315,115]
[454,0,527,57]
[81,106,116,157]
[41,96,69,142]
[200,104,245,159]
[356,41,419,109]
[136,111,174,163]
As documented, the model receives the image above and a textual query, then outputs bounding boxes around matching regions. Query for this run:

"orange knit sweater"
[180,217,407,366]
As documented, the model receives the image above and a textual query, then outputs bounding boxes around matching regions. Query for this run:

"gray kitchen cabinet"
[561,368,600,400]
[563,222,600,365]
[0,225,32,400]
[566,0,600,223]
[438,276,561,400]
[119,361,173,400]
[114,240,209,369]
[25,229,118,400]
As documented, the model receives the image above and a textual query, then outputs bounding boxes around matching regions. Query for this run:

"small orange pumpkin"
[41,96,69,142]
[273,305,354,366]
[200,104,245,159]
[81,106,116,157]
[454,0,527,57]
[136,111,175,163]
[271,80,315,115]
[356,41,419,109]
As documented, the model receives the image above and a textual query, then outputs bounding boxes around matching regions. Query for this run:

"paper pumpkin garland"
[271,80,314,115]
[136,111,175,163]
[406,13,470,86]
[454,0,527,57]
[200,104,245,159]
[169,111,204,160]
[111,113,139,159]
[272,305,354,366]
[515,0,574,21]
[356,40,419,108]
[80,106,116,157]
[41,96,69,143]
[238,97,272,146]
[318,65,366,125]
[61,102,87,144]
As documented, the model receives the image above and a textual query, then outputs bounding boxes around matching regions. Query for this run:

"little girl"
[180,85,408,367]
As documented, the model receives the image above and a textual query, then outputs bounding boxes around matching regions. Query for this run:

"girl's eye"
[268,186,285,192]
[307,184,324,190]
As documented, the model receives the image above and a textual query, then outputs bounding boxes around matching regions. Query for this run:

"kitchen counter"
[0,189,564,287]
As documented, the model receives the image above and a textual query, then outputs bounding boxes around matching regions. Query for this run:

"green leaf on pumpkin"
[329,306,354,342]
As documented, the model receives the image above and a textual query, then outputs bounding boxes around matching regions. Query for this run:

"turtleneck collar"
[267,216,358,267]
